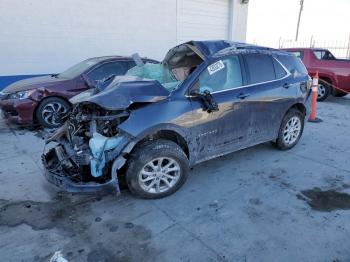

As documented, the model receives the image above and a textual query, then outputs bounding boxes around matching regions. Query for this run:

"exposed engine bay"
[42,102,134,193]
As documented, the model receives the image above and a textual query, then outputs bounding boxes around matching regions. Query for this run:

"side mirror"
[189,86,213,96]
[81,74,96,88]
[191,89,219,113]
[81,74,101,94]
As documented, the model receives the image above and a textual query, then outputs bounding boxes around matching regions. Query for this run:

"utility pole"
[295,0,304,41]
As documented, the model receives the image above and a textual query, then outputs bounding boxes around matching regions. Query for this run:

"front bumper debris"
[41,133,135,194]
[41,149,121,194]
[42,165,120,193]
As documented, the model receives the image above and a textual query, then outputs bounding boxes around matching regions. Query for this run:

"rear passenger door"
[241,53,293,145]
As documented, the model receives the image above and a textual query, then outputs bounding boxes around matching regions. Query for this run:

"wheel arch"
[289,103,306,116]
[33,95,71,122]
[318,76,334,89]
[130,129,191,161]
[275,102,306,140]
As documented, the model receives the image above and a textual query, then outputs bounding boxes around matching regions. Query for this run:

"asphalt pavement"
[0,95,349,262]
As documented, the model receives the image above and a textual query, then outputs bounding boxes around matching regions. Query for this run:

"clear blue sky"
[247,0,350,47]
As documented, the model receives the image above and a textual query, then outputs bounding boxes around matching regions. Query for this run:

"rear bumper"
[0,98,37,125]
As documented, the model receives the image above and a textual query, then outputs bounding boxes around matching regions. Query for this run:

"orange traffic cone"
[308,71,322,123]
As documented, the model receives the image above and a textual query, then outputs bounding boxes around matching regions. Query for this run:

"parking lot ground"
[0,95,349,262]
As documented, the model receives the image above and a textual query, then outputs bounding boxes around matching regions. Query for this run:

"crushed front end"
[42,102,135,194]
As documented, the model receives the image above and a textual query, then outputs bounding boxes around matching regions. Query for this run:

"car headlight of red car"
[8,90,35,100]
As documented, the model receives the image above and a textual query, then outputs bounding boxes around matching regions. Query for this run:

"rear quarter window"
[244,54,276,84]
[272,59,287,79]
[276,55,308,76]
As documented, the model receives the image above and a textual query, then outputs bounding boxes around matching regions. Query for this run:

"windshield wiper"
[51,73,59,78]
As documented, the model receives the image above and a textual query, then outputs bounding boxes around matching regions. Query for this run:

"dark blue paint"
[191,40,234,58]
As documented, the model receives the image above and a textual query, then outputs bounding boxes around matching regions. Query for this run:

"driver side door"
[188,55,252,163]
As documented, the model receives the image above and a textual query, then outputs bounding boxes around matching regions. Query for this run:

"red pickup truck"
[282,48,350,101]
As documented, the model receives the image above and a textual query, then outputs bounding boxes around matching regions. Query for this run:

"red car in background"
[0,56,157,127]
[282,48,350,101]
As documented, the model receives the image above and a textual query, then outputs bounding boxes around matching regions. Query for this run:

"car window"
[276,55,308,76]
[88,61,134,81]
[287,51,304,60]
[244,54,275,84]
[313,50,336,60]
[193,56,242,94]
[58,60,98,79]
[272,58,287,79]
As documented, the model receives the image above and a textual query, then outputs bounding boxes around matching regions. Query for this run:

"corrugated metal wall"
[177,0,230,43]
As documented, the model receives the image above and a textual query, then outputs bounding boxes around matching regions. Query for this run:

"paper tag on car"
[207,60,225,75]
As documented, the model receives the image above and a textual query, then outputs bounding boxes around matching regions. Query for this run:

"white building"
[0,0,249,76]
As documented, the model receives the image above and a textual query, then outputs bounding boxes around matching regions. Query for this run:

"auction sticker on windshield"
[207,60,225,75]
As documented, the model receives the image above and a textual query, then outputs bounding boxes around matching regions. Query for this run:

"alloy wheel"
[41,102,68,126]
[138,157,181,194]
[283,116,302,145]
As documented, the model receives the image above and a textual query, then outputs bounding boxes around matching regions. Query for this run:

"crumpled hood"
[2,75,70,93]
[70,76,170,110]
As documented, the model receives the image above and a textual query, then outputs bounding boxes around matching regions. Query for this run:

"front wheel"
[36,97,70,128]
[126,140,189,199]
[275,108,305,150]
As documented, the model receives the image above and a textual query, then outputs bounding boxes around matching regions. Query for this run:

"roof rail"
[216,42,280,56]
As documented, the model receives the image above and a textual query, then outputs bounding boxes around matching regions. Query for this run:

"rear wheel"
[126,140,189,199]
[275,108,305,150]
[36,97,70,128]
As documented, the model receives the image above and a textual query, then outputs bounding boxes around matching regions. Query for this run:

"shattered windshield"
[126,63,182,91]
[58,60,98,79]
[123,44,204,91]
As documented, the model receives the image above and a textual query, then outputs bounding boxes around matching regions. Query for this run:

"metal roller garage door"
[177,0,231,43]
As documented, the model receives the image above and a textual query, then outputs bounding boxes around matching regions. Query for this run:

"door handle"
[283,83,291,89]
[237,93,250,99]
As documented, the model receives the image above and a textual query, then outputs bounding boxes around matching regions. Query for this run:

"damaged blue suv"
[42,40,312,199]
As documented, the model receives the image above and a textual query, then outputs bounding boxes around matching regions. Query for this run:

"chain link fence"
[278,36,350,59]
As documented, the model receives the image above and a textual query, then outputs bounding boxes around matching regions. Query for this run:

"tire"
[36,97,70,128]
[275,108,305,150]
[317,82,331,102]
[126,139,189,199]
